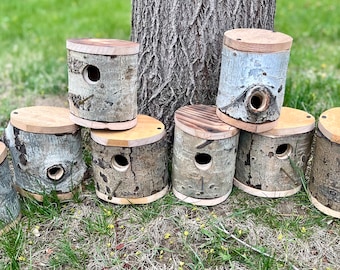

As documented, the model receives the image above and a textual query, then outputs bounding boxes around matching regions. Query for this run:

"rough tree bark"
[131,0,276,139]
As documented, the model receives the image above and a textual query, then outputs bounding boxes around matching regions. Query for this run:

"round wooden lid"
[91,115,165,147]
[260,107,315,137]
[223,28,293,53]
[175,105,239,140]
[10,106,79,134]
[66,38,139,55]
[0,142,7,164]
[318,107,340,143]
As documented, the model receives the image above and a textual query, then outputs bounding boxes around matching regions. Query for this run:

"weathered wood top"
[0,142,7,164]
[66,38,139,55]
[318,107,340,143]
[175,105,239,140]
[91,115,165,147]
[260,107,315,137]
[224,28,293,53]
[10,106,79,134]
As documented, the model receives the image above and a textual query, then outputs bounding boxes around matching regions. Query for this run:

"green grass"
[0,1,340,269]
[0,0,131,128]
[275,1,340,117]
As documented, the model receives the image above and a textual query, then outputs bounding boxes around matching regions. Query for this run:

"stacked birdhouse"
[66,39,169,205]
[172,28,317,207]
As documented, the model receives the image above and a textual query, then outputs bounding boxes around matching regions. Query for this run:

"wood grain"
[67,38,139,55]
[0,142,7,164]
[174,105,239,140]
[70,113,137,130]
[90,115,165,147]
[10,106,79,134]
[96,186,168,205]
[216,108,278,133]
[318,107,340,143]
[224,28,293,53]
[260,107,315,137]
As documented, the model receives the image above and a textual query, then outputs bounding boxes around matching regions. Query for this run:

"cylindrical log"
[216,28,293,133]
[4,106,86,202]
[67,39,139,130]
[234,107,315,197]
[309,108,340,218]
[90,115,168,204]
[172,105,239,206]
[0,142,21,235]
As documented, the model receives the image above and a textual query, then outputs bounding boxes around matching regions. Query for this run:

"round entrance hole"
[47,165,65,181]
[194,153,212,171]
[275,143,292,159]
[83,65,100,83]
[112,155,130,172]
[246,86,270,114]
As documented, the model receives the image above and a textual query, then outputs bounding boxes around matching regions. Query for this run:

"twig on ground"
[216,222,300,270]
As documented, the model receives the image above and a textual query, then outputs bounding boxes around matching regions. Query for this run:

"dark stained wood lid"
[10,106,79,134]
[318,107,340,143]
[224,28,293,53]
[0,142,7,164]
[91,115,165,147]
[175,105,239,139]
[260,107,315,137]
[66,38,139,55]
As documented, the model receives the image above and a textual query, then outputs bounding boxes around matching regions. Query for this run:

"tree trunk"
[131,0,276,140]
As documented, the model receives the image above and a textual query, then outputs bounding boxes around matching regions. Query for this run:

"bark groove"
[131,0,276,139]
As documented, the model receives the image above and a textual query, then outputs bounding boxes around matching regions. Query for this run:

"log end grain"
[318,107,340,143]
[91,114,165,147]
[10,106,79,134]
[224,28,293,53]
[66,38,139,55]
[175,105,239,140]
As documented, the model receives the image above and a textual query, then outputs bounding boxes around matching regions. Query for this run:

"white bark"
[67,51,138,122]
[131,0,276,137]
[4,123,86,194]
[0,157,20,226]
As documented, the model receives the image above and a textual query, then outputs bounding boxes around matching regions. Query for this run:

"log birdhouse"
[172,105,239,206]
[234,107,315,198]
[66,38,139,130]
[0,142,21,235]
[216,28,293,133]
[90,115,169,204]
[309,108,340,218]
[4,106,87,202]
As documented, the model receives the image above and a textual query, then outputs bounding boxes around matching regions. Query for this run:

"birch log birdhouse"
[0,142,21,235]
[172,105,239,206]
[67,38,139,130]
[216,28,293,133]
[234,107,315,198]
[4,106,86,202]
[90,115,169,204]
[309,108,340,218]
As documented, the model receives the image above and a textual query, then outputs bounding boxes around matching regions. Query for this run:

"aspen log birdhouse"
[90,115,168,204]
[0,142,21,235]
[172,105,239,206]
[4,106,86,202]
[216,28,293,133]
[309,108,340,218]
[234,107,315,197]
[67,38,139,130]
